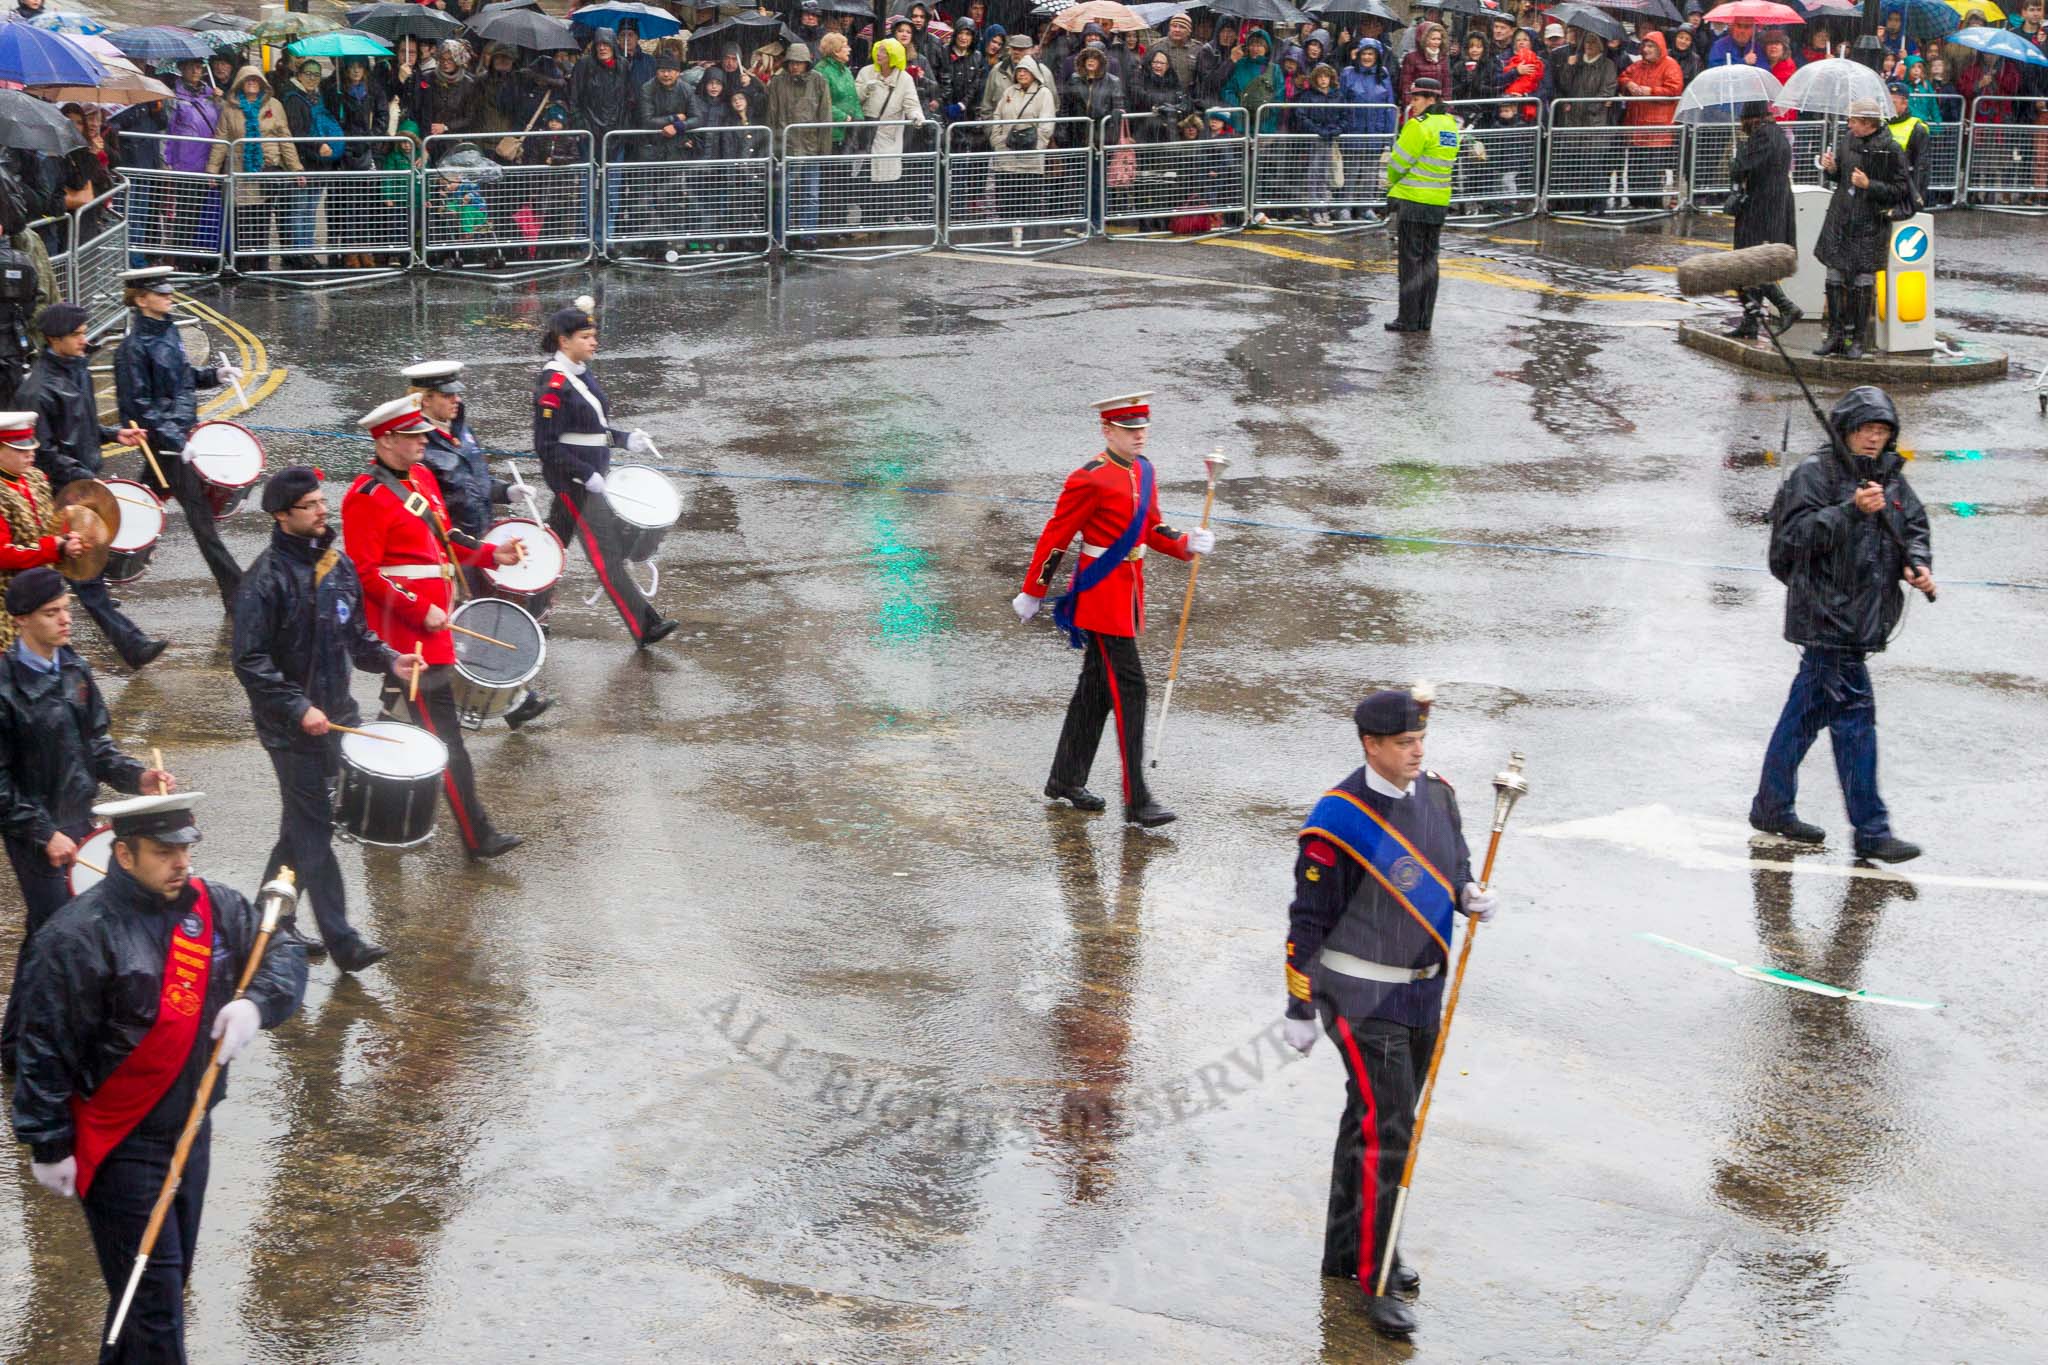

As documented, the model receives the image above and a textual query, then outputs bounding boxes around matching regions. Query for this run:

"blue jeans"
[284,182,319,252]
[1752,647,1892,846]
[777,161,819,241]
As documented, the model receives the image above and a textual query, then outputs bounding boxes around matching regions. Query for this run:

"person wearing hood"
[1296,63,1350,225]
[1724,99,1802,338]
[1753,385,1931,863]
[1814,97,1911,358]
[906,1,947,75]
[1667,23,1704,82]
[206,68,306,269]
[766,44,832,248]
[1129,47,1187,125]
[856,38,929,193]
[1618,31,1682,206]
[1342,40,1398,136]
[1194,18,1240,105]
[1452,30,1498,109]
[990,56,1057,246]
[1221,28,1273,107]
[1059,43,1126,151]
[1397,21,1451,107]
[477,44,544,149]
[573,28,640,156]
[938,18,987,124]
[1551,29,1617,128]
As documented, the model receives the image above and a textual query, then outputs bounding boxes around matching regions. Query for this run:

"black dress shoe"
[1124,800,1178,828]
[1855,836,1921,864]
[1389,1256,1421,1296]
[504,691,553,730]
[128,639,170,669]
[638,618,681,649]
[1383,321,1415,333]
[333,939,390,973]
[1043,780,1107,812]
[468,831,524,861]
[1750,813,1825,845]
[1366,1294,1417,1338]
[280,923,327,962]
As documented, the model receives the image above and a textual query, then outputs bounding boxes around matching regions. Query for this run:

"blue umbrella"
[26,12,110,36]
[0,22,108,86]
[568,2,684,37]
[108,26,218,64]
[1950,23,2048,64]
[1880,0,1960,43]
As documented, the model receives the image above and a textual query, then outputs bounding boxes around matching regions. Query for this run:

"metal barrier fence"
[782,121,940,260]
[1963,97,2048,215]
[68,184,129,337]
[1101,109,1249,240]
[942,116,1095,256]
[1445,98,1541,226]
[422,131,593,280]
[1917,96,1967,204]
[1251,103,1397,234]
[601,128,774,270]
[228,137,416,284]
[1543,98,1685,225]
[117,134,230,277]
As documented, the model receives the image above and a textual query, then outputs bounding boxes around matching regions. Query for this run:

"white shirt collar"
[1364,765,1414,800]
[552,350,585,376]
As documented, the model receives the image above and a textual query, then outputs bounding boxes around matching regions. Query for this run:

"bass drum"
[479,518,566,618]
[186,421,266,518]
[333,720,448,848]
[447,597,546,729]
[66,824,115,898]
[103,480,166,583]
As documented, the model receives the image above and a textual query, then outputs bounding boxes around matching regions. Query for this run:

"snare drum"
[66,824,115,898]
[447,597,546,729]
[480,518,566,617]
[103,480,166,583]
[185,421,266,518]
[333,720,448,848]
[604,465,681,563]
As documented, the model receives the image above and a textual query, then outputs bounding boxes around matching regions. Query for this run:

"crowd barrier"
[600,127,774,271]
[943,116,1094,256]
[88,105,2047,284]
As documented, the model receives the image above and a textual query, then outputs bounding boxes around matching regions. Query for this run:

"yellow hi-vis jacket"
[1386,111,1460,208]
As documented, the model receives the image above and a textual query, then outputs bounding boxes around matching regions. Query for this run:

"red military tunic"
[341,461,494,665]
[1020,454,1192,638]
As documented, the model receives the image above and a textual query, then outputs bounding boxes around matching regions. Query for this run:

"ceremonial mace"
[1150,451,1227,768]
[107,869,299,1348]
[1373,752,1530,1298]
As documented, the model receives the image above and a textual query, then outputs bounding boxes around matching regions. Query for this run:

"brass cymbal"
[55,478,122,543]
[58,504,113,582]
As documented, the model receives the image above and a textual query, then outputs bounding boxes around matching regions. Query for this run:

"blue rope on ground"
[240,424,2045,594]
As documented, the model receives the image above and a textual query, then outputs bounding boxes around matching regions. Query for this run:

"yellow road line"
[1199,235,1678,304]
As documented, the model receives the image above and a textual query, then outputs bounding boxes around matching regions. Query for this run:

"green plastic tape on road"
[1637,933,1942,1010]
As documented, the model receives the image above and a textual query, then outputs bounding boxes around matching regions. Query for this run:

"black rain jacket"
[15,347,116,488]
[232,524,397,752]
[0,647,144,847]
[113,311,223,454]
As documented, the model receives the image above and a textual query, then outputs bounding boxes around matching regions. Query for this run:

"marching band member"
[11,792,306,1364]
[341,395,522,861]
[1014,392,1216,828]
[531,300,679,649]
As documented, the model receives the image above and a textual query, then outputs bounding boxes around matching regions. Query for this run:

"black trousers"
[1319,1010,1434,1290]
[0,819,91,1067]
[146,456,242,611]
[73,572,155,665]
[1050,630,1152,809]
[544,481,661,643]
[263,740,358,952]
[1394,213,1443,331]
[83,1123,210,1365]
[380,666,496,853]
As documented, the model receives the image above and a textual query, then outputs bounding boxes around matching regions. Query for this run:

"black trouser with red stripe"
[543,480,661,642]
[1319,1009,1434,1289]
[379,666,498,854]
[1050,630,1152,809]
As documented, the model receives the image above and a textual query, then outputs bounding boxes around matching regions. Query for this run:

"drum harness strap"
[545,359,614,450]
[366,461,471,606]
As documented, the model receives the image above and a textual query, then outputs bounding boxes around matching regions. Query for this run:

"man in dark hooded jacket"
[1752,385,1931,863]
[573,28,640,158]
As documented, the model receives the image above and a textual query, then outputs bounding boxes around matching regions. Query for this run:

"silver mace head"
[1203,449,1229,482]
[1490,751,1529,833]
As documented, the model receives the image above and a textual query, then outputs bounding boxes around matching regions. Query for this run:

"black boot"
[332,938,391,973]
[1124,799,1178,828]
[1389,1254,1421,1295]
[504,690,552,730]
[1723,290,1762,339]
[279,919,327,962]
[1366,1294,1418,1338]
[1762,283,1803,336]
[1813,284,1845,356]
[1044,779,1107,811]
[1838,285,1868,361]
[468,831,524,860]
[1856,283,1878,357]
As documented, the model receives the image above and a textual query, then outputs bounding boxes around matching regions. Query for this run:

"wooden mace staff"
[1149,451,1227,768]
[1373,751,1530,1298]
[107,868,299,1347]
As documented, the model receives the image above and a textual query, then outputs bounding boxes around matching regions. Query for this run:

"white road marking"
[1524,804,2048,896]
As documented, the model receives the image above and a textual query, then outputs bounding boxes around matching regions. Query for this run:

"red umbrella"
[1701,1,1807,22]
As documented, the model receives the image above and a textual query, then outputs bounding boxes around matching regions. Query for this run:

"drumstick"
[447,623,518,650]
[408,656,421,704]
[73,855,106,877]
[133,434,168,487]
[150,748,166,793]
[229,373,251,413]
[327,723,401,743]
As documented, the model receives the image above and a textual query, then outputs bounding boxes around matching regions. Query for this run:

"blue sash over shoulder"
[1302,789,1456,957]
[1050,456,1154,650]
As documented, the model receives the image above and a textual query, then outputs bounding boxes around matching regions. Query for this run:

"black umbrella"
[183,11,253,31]
[466,6,581,51]
[688,14,804,61]
[348,2,465,42]
[808,0,878,14]
[1592,0,1685,22]
[0,88,85,155]
[1552,1,1626,36]
[1307,0,1407,24]
[1208,0,1314,26]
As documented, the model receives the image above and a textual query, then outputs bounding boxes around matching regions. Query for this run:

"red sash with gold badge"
[68,880,214,1197]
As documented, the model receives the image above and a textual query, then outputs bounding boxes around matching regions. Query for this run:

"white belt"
[380,563,454,581]
[558,432,608,447]
[1319,948,1442,984]
[1080,542,1146,562]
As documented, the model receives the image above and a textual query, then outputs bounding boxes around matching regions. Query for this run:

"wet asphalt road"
[1,214,2045,1363]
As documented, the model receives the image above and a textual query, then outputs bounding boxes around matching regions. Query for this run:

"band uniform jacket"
[1019,453,1194,637]
[532,360,629,492]
[1285,766,1473,1028]
[340,461,494,666]
[423,406,511,540]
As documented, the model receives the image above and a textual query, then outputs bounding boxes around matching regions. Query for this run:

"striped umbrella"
[1879,0,1960,43]
[108,27,219,65]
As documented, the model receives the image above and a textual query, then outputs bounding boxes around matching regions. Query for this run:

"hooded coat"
[164,78,222,173]
[764,51,834,158]
[990,58,1056,174]
[1619,32,1683,145]
[1341,42,1397,135]
[1816,123,1910,274]
[205,68,304,175]
[572,35,639,141]
[856,43,928,182]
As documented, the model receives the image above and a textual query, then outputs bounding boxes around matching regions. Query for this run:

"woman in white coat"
[989,57,1056,247]
[855,37,927,191]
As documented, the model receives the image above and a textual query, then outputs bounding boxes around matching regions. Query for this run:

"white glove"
[215,362,242,387]
[625,429,655,455]
[31,1156,76,1198]
[1463,882,1500,923]
[1011,592,1041,623]
[1282,1015,1319,1055]
[210,998,261,1064]
[1187,527,1216,556]
[178,444,197,464]
[584,473,607,495]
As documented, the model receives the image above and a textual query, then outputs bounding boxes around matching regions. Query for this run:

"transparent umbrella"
[1779,57,1888,115]
[1674,63,1785,120]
